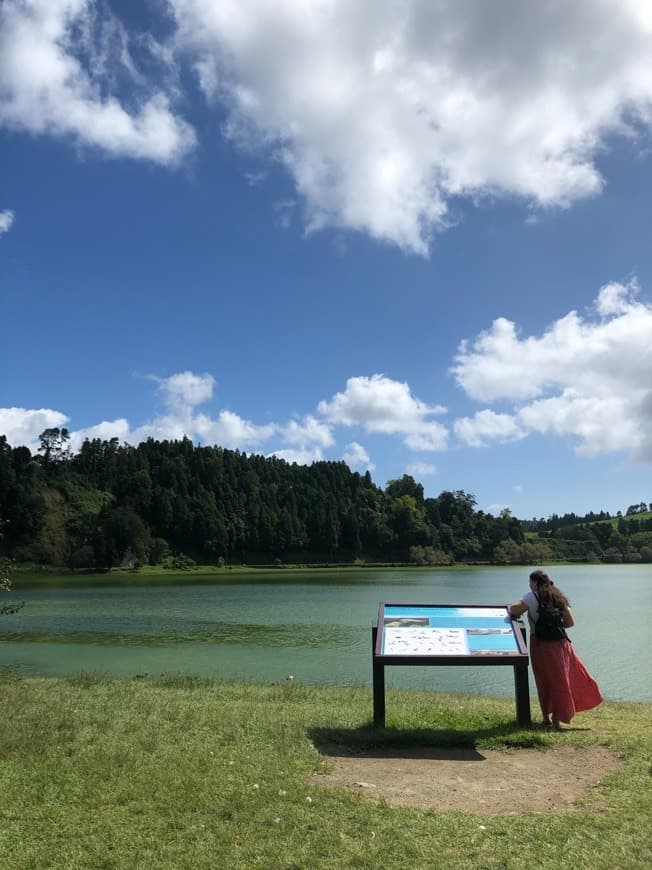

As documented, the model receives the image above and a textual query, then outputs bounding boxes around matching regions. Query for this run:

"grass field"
[0,676,650,869]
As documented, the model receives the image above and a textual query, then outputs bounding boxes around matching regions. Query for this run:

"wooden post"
[513,663,531,726]
[372,622,385,727]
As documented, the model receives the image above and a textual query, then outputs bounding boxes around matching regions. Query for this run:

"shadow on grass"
[308,721,553,756]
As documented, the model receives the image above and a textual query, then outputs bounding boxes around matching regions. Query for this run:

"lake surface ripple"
[2,565,650,701]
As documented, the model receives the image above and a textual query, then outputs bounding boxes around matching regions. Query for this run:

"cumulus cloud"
[154,371,216,411]
[5,2,652,252]
[267,416,335,465]
[318,374,448,451]
[343,441,375,471]
[1,374,326,463]
[0,0,194,164]
[452,281,652,459]
[268,447,324,466]
[0,210,15,236]
[280,416,334,450]
[169,0,652,253]
[68,418,130,452]
[0,407,69,452]
[454,410,526,448]
[192,410,276,450]
[406,462,436,477]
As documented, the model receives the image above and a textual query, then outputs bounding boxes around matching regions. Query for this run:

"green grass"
[0,676,650,869]
[11,562,484,589]
[587,510,652,529]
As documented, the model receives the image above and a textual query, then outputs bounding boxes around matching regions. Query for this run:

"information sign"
[372,602,530,727]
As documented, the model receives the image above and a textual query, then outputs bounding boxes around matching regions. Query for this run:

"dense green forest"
[1,429,650,569]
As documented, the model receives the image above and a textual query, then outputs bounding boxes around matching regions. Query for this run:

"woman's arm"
[509,600,528,617]
[562,607,574,628]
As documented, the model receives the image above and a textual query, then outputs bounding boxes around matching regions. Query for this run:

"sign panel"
[378,604,524,659]
[372,602,531,727]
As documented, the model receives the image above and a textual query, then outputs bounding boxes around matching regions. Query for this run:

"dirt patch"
[310,745,622,814]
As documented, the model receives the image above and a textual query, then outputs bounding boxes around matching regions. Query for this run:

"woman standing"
[510,569,603,729]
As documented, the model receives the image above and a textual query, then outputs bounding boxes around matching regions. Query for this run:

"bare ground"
[310,745,623,814]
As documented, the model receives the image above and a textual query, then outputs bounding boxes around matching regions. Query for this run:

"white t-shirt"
[520,590,540,629]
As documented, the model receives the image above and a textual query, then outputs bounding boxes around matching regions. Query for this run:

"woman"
[510,569,602,729]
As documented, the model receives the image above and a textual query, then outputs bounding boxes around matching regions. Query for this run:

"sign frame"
[372,602,531,727]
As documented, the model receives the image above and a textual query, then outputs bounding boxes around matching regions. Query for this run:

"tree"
[492,538,522,564]
[639,546,652,563]
[38,427,71,467]
[408,545,452,566]
[385,475,424,504]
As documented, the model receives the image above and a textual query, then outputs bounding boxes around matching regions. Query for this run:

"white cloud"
[68,418,130,452]
[0,210,15,236]
[318,374,448,451]
[280,416,334,450]
[268,447,323,465]
[193,410,277,450]
[169,0,652,253]
[5,2,652,252]
[0,0,194,164]
[273,199,296,229]
[1,374,324,459]
[516,392,643,457]
[454,410,526,448]
[594,279,637,317]
[0,407,69,452]
[485,503,511,517]
[343,441,375,471]
[154,371,216,410]
[406,462,436,477]
[453,280,652,459]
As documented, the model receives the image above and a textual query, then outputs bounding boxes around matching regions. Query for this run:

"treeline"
[528,516,652,564]
[2,430,650,569]
[0,431,525,570]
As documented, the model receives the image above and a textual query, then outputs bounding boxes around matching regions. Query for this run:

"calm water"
[1,565,650,701]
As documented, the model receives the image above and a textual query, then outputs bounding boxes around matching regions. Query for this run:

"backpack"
[533,593,567,641]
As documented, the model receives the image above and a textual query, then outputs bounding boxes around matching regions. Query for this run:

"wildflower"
[253,783,259,790]
[273,817,281,824]
[278,789,287,796]
[479,825,487,831]
[305,796,312,804]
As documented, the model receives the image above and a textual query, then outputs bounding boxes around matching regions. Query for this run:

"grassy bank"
[12,560,635,589]
[0,677,650,869]
[10,562,490,589]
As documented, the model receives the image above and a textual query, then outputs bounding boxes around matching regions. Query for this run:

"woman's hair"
[529,569,569,609]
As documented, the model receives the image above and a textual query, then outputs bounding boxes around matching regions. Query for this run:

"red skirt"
[530,636,603,724]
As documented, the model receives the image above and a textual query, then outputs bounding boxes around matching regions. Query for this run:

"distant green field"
[526,510,652,534]
[587,510,652,528]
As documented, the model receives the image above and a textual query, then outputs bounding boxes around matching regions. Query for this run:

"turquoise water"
[1,565,650,700]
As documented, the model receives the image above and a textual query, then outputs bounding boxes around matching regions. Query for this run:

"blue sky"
[1,0,652,520]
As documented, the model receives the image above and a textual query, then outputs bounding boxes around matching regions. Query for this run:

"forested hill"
[1,431,527,570]
[2,431,650,569]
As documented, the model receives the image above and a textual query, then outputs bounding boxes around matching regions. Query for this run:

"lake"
[2,565,650,701]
